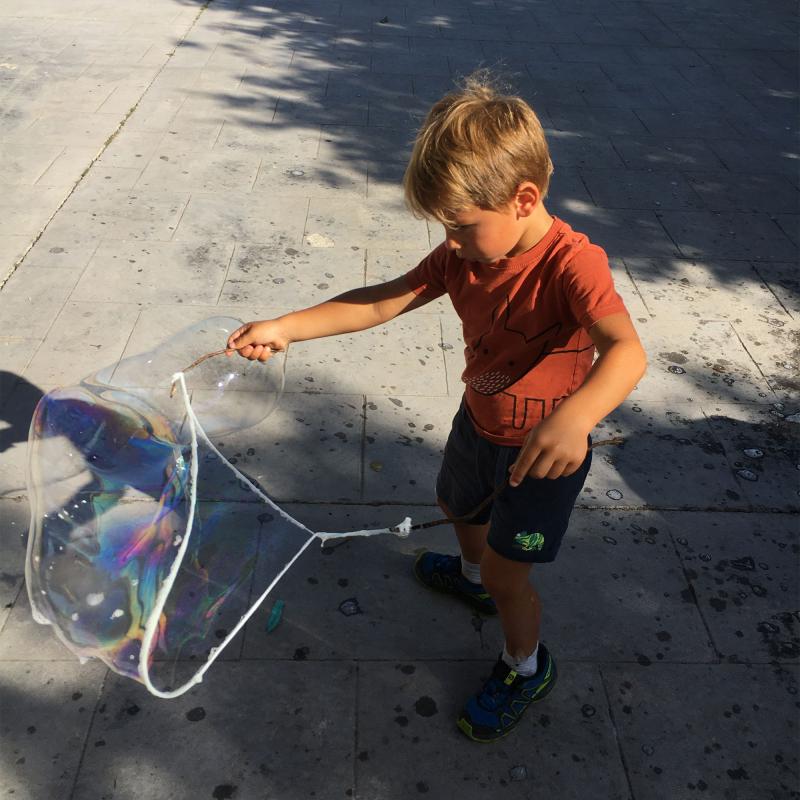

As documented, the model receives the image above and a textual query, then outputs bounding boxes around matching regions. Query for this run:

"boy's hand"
[226,320,290,362]
[509,412,591,485]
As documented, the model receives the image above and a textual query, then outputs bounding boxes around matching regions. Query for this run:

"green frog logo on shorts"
[513,531,545,552]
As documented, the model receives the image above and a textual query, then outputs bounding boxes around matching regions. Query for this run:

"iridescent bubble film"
[25,317,310,696]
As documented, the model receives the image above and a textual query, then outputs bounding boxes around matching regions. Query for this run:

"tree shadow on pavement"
[0,357,798,798]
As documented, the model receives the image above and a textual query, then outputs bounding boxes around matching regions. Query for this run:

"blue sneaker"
[457,645,557,742]
[413,551,497,615]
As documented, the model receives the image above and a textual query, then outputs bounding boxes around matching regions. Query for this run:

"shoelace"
[477,665,516,710]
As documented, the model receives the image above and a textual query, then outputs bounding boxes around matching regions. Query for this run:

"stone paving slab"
[213,120,321,158]
[634,319,773,404]
[658,210,798,263]
[611,136,726,173]
[357,660,631,800]
[665,510,798,663]
[623,256,789,323]
[219,244,367,307]
[729,318,800,402]
[563,209,681,261]
[71,663,356,800]
[684,171,799,214]
[587,402,754,511]
[16,219,102,269]
[24,301,142,387]
[362,393,461,503]
[0,498,27,631]
[72,240,235,306]
[285,316,448,396]
[202,391,365,503]
[0,661,107,800]
[603,663,799,800]
[253,158,368,200]
[702,403,799,511]
[708,139,799,187]
[304,197,431,250]
[0,266,82,340]
[0,144,64,185]
[0,339,31,407]
[242,504,493,661]
[0,380,45,500]
[173,191,309,245]
[580,169,703,211]
[0,582,88,663]
[535,509,714,664]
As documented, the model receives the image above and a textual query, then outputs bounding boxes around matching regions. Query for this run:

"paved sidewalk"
[0,0,798,798]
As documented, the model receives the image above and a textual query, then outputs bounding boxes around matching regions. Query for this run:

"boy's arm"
[509,312,647,484]
[226,276,431,361]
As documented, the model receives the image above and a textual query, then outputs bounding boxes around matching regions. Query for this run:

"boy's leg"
[457,545,555,743]
[413,498,496,615]
[413,401,498,614]
[479,547,539,660]
[438,497,489,565]
[457,447,592,742]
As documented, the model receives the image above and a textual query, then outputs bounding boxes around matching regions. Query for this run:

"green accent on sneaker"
[512,531,545,552]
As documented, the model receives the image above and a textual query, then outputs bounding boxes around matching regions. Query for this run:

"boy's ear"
[514,182,541,217]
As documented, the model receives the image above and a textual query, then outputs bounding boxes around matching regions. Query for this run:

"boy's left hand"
[509,413,590,485]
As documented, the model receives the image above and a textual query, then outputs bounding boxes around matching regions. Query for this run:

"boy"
[226,76,647,742]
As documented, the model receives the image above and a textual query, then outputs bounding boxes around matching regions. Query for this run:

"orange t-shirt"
[405,217,628,445]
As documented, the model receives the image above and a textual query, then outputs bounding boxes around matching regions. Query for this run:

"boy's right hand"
[226,320,290,362]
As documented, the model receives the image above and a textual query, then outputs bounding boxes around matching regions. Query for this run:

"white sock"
[460,557,482,585]
[502,643,539,677]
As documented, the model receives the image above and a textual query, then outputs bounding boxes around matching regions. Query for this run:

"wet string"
[148,355,622,697]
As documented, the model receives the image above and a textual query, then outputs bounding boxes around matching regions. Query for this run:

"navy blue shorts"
[436,401,591,564]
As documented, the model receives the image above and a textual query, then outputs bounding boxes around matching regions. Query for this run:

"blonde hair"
[404,72,553,225]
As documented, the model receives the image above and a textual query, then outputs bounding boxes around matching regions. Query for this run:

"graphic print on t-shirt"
[463,293,594,430]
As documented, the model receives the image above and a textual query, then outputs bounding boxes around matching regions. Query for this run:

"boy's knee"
[480,558,531,601]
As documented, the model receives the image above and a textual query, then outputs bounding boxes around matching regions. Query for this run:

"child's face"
[442,203,528,263]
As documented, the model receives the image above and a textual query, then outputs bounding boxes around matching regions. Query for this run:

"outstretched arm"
[509,312,647,483]
[227,276,431,361]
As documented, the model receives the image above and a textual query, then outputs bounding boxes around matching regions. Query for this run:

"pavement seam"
[107,307,144,385]
[353,660,361,800]
[215,241,238,305]
[664,513,722,664]
[359,394,367,501]
[750,262,795,319]
[23,260,92,364]
[0,581,25,640]
[438,316,451,396]
[653,207,683,257]
[619,257,652,316]
[768,213,798,247]
[168,192,192,242]
[300,196,312,247]
[599,666,637,800]
[66,667,110,800]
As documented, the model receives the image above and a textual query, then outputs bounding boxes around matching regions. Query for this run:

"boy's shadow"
[0,372,43,455]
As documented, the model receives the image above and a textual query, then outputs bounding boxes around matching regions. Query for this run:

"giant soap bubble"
[26,317,410,698]
[26,317,294,697]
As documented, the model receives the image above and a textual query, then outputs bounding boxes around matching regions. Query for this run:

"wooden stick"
[168,346,285,397]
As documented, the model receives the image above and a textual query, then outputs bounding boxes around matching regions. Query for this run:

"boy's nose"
[444,236,461,251]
